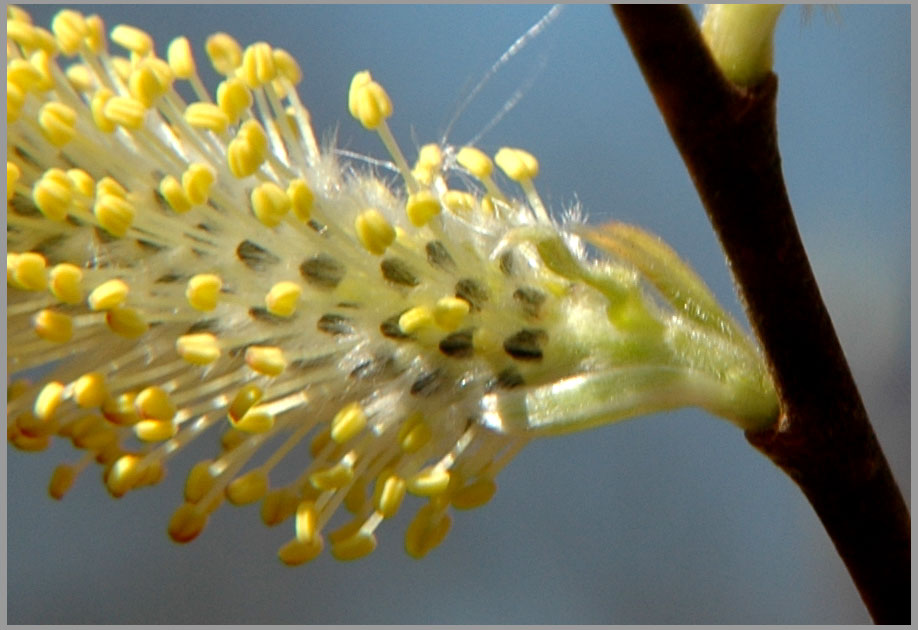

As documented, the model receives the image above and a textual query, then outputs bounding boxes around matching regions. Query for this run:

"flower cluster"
[7,6,777,565]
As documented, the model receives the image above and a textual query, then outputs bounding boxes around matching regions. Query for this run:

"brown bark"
[611,5,909,623]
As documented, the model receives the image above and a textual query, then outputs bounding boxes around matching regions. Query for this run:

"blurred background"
[7,4,909,624]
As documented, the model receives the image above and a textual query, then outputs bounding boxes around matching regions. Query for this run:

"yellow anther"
[398,306,434,334]
[65,63,94,92]
[7,19,39,51]
[221,427,247,452]
[128,59,173,107]
[251,181,291,227]
[417,143,443,170]
[375,473,407,518]
[205,32,242,75]
[405,190,441,227]
[7,80,24,122]
[33,309,73,343]
[354,208,395,255]
[29,49,55,91]
[294,500,320,542]
[330,402,367,444]
[442,190,477,214]
[405,503,452,558]
[90,88,116,132]
[169,503,208,543]
[159,175,191,213]
[450,478,497,510]
[184,460,217,503]
[228,384,263,423]
[30,26,58,56]
[7,162,19,200]
[106,306,148,338]
[244,346,286,377]
[87,278,128,311]
[216,77,251,122]
[287,179,314,221]
[93,194,135,237]
[7,5,33,23]
[13,252,48,291]
[84,14,105,53]
[17,409,59,439]
[49,263,83,304]
[186,273,221,311]
[38,102,77,146]
[51,9,88,56]
[240,41,276,87]
[347,70,392,130]
[397,412,432,453]
[8,421,51,452]
[278,537,323,566]
[182,163,215,205]
[109,24,153,56]
[72,372,108,408]
[33,168,73,221]
[49,464,77,500]
[331,530,377,561]
[235,406,277,433]
[344,477,369,513]
[96,176,127,199]
[227,124,268,178]
[184,102,229,134]
[135,386,176,421]
[106,454,144,497]
[134,419,177,442]
[137,460,165,488]
[407,467,451,496]
[167,36,195,79]
[262,487,299,526]
[176,333,221,365]
[34,381,65,421]
[457,146,493,179]
[495,147,539,182]
[265,281,302,317]
[272,48,301,84]
[226,469,269,505]
[67,168,94,198]
[7,58,43,91]
[310,461,354,491]
[433,296,470,331]
[101,392,140,426]
[102,95,146,129]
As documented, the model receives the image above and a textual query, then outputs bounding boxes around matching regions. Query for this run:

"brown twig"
[611,4,909,623]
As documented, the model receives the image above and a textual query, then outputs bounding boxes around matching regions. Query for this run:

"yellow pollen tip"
[240,41,277,87]
[397,413,432,453]
[167,36,195,79]
[206,32,243,75]
[159,175,192,213]
[50,9,88,56]
[228,384,263,423]
[168,503,208,543]
[310,461,354,491]
[398,306,434,334]
[272,48,302,85]
[34,381,65,421]
[129,60,172,107]
[102,95,147,129]
[295,501,320,542]
[105,307,149,338]
[216,77,252,123]
[442,190,477,214]
[405,503,452,558]
[227,121,268,178]
[72,372,108,408]
[49,263,83,304]
[251,181,291,227]
[433,297,470,331]
[244,346,287,377]
[287,179,314,221]
[278,537,324,566]
[49,464,77,500]
[348,70,392,130]
[184,460,218,503]
[13,252,49,291]
[109,24,153,56]
[33,309,73,343]
[34,167,75,221]
[450,478,498,510]
[184,102,230,134]
[90,88,116,132]
[176,333,221,365]
[186,273,221,311]
[495,147,539,182]
[38,102,77,146]
[265,281,302,317]
[355,208,395,255]
[182,163,215,205]
[330,402,367,444]
[93,193,136,236]
[405,190,441,227]
[135,386,177,421]
[232,406,276,434]
[84,14,105,54]
[134,419,177,442]
[226,469,269,505]
[331,530,377,561]
[375,474,407,518]
[457,146,493,179]
[407,467,451,496]
[8,58,43,91]
[87,278,129,311]
[262,488,299,527]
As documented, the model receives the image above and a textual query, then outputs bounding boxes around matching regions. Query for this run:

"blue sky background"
[8,4,909,624]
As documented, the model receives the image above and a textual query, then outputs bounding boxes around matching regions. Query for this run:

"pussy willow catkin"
[7,6,777,565]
